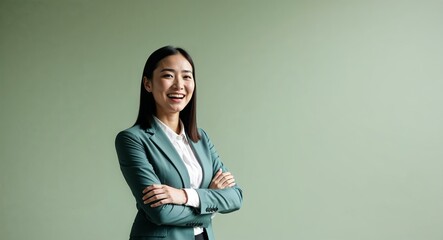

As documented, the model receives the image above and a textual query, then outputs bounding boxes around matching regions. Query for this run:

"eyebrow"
[160,68,193,73]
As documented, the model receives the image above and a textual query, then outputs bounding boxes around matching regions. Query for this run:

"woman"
[115,46,243,240]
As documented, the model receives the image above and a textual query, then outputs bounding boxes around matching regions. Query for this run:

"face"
[144,54,195,118]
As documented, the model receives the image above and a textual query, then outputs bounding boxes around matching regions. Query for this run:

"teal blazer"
[115,121,243,240]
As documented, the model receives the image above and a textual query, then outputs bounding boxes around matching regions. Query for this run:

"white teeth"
[167,94,185,98]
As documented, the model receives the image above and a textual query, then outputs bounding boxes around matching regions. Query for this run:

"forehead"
[156,54,192,71]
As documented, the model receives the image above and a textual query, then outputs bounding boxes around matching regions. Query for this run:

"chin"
[169,107,185,113]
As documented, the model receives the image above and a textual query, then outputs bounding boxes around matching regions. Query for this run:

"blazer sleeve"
[195,129,243,215]
[115,130,213,227]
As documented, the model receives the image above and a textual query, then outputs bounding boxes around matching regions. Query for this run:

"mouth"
[167,93,185,99]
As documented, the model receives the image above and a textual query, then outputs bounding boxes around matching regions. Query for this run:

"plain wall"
[1,1,442,239]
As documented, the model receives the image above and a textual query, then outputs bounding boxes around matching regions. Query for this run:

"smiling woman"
[115,46,243,240]
[143,54,195,129]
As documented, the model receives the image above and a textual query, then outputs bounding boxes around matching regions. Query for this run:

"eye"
[162,73,173,79]
[183,75,193,80]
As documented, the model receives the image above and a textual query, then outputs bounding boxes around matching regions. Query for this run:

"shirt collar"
[153,116,187,142]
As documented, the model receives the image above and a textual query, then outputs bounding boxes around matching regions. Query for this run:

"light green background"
[1,1,442,239]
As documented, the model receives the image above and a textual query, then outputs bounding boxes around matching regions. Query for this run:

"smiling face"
[143,53,195,120]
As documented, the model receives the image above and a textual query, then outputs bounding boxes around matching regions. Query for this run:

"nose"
[173,75,184,90]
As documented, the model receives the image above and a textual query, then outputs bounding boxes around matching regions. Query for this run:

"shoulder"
[197,128,216,146]
[117,124,143,136]
[197,128,209,139]
[115,125,148,144]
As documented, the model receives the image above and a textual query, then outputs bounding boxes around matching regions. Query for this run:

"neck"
[155,113,181,134]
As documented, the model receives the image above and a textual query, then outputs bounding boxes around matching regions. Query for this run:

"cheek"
[187,83,195,94]
[152,83,169,95]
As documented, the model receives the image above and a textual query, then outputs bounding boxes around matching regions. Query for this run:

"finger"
[218,176,235,187]
[142,188,166,201]
[221,172,232,177]
[148,191,172,206]
[224,177,235,183]
[143,193,168,204]
[212,170,228,183]
[142,184,162,194]
[143,191,165,203]
[224,178,235,186]
[150,198,171,208]
[219,174,234,184]
[219,172,232,180]
[213,169,222,179]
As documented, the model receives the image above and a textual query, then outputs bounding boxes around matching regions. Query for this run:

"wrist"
[182,189,188,205]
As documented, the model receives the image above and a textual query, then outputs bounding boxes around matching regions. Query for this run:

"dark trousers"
[195,229,209,240]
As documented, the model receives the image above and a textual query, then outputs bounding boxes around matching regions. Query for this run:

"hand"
[142,184,188,207]
[209,169,236,189]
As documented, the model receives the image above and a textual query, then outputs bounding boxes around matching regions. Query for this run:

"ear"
[143,76,152,92]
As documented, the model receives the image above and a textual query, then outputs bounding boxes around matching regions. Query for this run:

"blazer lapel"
[146,121,191,188]
[189,138,212,188]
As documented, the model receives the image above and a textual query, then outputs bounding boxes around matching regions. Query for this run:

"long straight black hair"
[134,45,200,142]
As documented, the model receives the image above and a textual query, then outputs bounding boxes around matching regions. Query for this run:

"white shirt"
[154,117,203,235]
